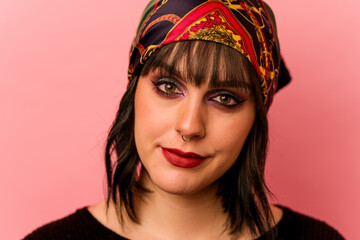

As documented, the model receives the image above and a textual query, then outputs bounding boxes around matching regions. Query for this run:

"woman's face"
[134,66,255,196]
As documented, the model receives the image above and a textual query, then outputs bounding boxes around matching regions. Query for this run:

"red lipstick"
[162,148,206,168]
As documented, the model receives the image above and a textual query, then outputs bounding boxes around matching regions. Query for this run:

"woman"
[24,0,344,239]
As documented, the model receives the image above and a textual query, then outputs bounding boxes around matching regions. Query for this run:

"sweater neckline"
[78,207,129,240]
[78,205,290,239]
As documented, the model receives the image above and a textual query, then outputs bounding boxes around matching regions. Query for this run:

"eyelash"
[152,78,183,97]
[151,78,245,109]
[209,91,244,109]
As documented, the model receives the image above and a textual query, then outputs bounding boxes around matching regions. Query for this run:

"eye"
[212,94,237,105]
[159,83,178,93]
[209,91,244,108]
[152,78,183,96]
[218,95,232,104]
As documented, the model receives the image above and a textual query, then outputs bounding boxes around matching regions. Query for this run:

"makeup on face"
[149,69,251,111]
[161,147,206,168]
[134,66,256,195]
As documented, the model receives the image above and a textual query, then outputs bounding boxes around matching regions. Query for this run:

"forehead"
[141,41,255,90]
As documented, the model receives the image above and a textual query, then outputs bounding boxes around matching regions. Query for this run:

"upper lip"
[162,147,205,158]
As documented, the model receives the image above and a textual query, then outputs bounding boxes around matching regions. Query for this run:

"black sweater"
[23,206,344,240]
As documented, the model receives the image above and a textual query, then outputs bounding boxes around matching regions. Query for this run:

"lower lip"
[162,148,206,168]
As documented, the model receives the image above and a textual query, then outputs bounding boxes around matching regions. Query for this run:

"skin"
[134,68,256,196]
[89,67,283,239]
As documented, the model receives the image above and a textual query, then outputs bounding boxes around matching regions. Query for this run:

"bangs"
[140,40,259,93]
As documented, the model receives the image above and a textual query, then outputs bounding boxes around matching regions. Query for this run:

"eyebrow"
[155,63,251,90]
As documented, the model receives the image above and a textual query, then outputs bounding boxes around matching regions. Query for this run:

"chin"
[145,169,217,196]
[160,181,200,195]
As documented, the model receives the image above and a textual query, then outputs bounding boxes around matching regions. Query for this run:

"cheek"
[210,108,255,161]
[134,89,158,148]
[134,94,154,133]
[133,82,172,154]
[220,129,248,162]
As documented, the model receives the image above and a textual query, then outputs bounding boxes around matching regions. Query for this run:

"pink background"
[1,0,359,239]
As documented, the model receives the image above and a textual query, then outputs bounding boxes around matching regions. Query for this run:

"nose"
[175,97,206,141]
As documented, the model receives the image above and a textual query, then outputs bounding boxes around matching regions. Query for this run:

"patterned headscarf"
[128,0,290,109]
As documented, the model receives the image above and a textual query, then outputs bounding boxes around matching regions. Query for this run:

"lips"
[162,147,206,168]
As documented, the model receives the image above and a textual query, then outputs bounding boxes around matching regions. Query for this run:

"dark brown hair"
[105,40,274,239]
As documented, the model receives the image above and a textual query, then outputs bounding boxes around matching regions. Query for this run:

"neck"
[123,171,236,240]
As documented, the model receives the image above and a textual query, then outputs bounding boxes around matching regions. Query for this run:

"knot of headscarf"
[128,0,290,109]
